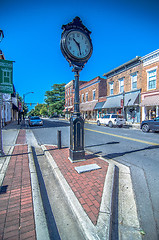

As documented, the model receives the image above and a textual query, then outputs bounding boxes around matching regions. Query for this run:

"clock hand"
[73,38,82,55]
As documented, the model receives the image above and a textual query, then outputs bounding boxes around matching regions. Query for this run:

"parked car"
[140,117,159,132]
[29,116,43,126]
[97,114,126,127]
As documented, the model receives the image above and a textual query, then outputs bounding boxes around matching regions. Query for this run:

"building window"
[2,70,12,84]
[131,72,137,90]
[70,98,72,106]
[109,82,114,95]
[92,90,96,100]
[82,94,84,103]
[147,69,157,90]
[119,78,124,93]
[86,92,88,102]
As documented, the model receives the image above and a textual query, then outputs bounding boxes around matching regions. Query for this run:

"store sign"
[121,99,124,108]
[0,59,13,94]
[19,102,22,111]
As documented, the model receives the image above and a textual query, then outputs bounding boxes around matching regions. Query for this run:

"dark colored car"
[140,117,159,132]
[29,116,43,127]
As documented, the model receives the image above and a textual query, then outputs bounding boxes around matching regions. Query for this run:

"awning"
[102,91,140,109]
[102,95,122,109]
[80,101,98,111]
[140,94,159,106]
[94,101,106,110]
[63,107,73,112]
[124,90,140,106]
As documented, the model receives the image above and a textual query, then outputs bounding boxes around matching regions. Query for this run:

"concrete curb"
[41,144,116,240]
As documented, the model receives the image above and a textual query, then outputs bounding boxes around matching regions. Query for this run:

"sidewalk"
[0,125,36,240]
[0,121,142,239]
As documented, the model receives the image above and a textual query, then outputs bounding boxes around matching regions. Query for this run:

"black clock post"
[60,17,93,162]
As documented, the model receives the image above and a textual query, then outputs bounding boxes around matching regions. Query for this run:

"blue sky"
[1,0,159,109]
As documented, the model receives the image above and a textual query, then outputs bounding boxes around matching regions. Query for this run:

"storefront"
[102,90,141,123]
[80,100,98,120]
[94,101,106,118]
[141,91,159,121]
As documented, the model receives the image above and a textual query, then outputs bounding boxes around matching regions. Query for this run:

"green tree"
[45,83,65,116]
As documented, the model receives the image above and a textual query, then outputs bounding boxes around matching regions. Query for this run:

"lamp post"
[60,17,93,162]
[23,92,34,119]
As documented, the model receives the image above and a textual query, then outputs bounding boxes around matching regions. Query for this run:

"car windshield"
[30,117,40,120]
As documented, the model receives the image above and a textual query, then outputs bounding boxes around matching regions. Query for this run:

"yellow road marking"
[84,128,159,146]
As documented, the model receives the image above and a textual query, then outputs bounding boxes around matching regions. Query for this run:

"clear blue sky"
[1,0,159,109]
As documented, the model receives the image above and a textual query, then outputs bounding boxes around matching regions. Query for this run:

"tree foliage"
[45,83,65,116]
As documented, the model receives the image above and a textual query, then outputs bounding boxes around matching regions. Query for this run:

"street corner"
[42,144,117,240]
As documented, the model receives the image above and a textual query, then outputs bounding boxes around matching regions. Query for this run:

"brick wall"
[79,77,106,103]
[107,64,142,96]
[141,62,159,93]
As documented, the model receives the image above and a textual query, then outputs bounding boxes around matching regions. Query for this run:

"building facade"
[64,80,86,119]
[79,76,106,120]
[103,57,142,123]
[140,49,159,121]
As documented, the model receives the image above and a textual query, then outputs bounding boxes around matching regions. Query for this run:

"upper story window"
[86,92,88,102]
[109,82,114,95]
[2,69,12,84]
[92,90,96,100]
[147,68,157,90]
[131,72,137,90]
[82,94,84,103]
[68,88,70,96]
[119,78,124,93]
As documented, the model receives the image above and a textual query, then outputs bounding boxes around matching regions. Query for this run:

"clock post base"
[69,114,85,163]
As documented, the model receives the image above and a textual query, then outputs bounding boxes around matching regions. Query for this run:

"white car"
[97,114,126,128]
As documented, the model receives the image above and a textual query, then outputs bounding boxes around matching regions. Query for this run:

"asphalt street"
[30,118,159,240]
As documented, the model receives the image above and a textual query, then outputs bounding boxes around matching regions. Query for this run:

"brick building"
[64,76,106,120]
[140,49,159,120]
[64,79,86,119]
[103,57,142,123]
[79,76,106,119]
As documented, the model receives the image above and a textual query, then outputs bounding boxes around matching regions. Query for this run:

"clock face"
[65,30,91,59]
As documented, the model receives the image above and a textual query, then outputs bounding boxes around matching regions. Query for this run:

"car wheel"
[97,120,101,126]
[108,121,113,128]
[142,124,150,133]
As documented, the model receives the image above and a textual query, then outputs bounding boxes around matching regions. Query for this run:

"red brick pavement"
[46,146,109,225]
[0,130,36,240]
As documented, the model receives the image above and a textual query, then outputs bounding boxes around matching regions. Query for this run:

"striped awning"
[80,101,98,111]
[140,95,159,106]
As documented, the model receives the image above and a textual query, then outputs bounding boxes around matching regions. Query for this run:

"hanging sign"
[0,59,13,94]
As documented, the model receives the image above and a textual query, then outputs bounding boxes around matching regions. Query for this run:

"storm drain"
[75,164,101,174]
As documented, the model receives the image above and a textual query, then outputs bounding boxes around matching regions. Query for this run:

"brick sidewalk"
[46,146,109,225]
[0,130,36,240]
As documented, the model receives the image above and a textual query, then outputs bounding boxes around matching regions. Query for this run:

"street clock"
[60,17,93,69]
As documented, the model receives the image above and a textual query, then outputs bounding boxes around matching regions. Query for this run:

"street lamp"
[23,92,34,119]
